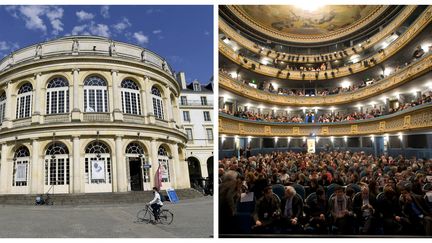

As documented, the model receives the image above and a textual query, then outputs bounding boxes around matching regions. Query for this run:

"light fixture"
[330,136,334,143]
[344,136,348,142]
[274,137,278,143]
[247,136,252,143]
[398,132,403,141]
[51,132,56,159]
[221,134,226,143]
[341,80,351,89]
[370,135,375,142]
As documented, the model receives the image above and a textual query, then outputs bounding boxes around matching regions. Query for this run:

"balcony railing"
[180,100,214,107]
[83,113,111,122]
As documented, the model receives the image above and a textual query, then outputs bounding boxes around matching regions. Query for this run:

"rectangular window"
[125,92,131,114]
[180,96,187,105]
[203,111,211,121]
[200,96,207,105]
[96,90,103,112]
[185,128,193,141]
[183,111,190,122]
[59,91,65,113]
[51,91,57,114]
[206,128,213,141]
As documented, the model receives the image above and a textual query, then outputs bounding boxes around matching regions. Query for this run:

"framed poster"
[15,164,27,182]
[159,159,169,182]
[91,160,105,180]
[307,138,316,153]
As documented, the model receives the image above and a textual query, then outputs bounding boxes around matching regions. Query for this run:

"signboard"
[166,188,179,203]
[91,160,105,180]
[15,164,27,182]
[160,159,169,182]
[307,138,316,153]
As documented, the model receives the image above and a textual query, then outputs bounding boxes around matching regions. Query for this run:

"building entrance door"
[129,158,143,191]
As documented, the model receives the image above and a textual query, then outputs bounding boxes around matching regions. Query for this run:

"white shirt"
[149,191,163,206]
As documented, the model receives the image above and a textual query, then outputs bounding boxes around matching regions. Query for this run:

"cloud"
[71,21,110,37]
[204,31,210,36]
[5,5,64,35]
[133,31,149,45]
[152,29,162,34]
[168,55,184,64]
[112,17,131,33]
[0,41,19,52]
[100,6,110,19]
[76,10,94,22]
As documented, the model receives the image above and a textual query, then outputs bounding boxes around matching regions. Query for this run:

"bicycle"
[136,204,174,225]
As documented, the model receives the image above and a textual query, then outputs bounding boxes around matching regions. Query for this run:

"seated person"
[306,186,329,234]
[279,186,303,233]
[329,185,354,234]
[378,184,409,235]
[353,182,377,234]
[400,185,432,235]
[252,186,281,233]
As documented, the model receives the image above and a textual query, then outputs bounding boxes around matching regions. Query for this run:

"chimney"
[176,72,187,89]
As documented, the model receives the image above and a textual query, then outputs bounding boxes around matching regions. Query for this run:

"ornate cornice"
[219,6,432,80]
[219,6,416,63]
[219,103,432,137]
[219,53,432,106]
[227,5,389,44]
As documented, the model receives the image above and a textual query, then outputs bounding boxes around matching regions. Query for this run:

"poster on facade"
[160,160,169,182]
[15,164,27,182]
[91,160,105,180]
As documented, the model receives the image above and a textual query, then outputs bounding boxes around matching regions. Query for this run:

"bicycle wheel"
[159,210,173,225]
[137,208,152,223]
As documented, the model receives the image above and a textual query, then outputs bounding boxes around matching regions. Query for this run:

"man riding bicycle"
[147,187,163,221]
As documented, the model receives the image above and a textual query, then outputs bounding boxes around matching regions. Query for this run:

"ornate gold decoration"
[219,6,432,80]
[227,5,388,43]
[379,121,386,131]
[219,104,432,137]
[219,6,416,63]
[239,123,245,134]
[219,52,432,106]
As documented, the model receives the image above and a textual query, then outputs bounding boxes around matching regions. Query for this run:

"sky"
[0,5,213,84]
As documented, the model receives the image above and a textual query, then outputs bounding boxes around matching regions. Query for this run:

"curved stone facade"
[0,36,190,195]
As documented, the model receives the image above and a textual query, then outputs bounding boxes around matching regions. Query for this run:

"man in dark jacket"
[279,186,304,233]
[252,186,281,233]
[377,184,408,235]
[353,183,378,234]
[400,186,432,235]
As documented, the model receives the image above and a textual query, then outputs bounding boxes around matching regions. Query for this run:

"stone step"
[0,188,205,205]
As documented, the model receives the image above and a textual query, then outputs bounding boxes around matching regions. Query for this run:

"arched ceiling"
[226,5,390,44]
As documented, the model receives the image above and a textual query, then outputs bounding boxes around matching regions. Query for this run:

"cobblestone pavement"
[0,196,213,238]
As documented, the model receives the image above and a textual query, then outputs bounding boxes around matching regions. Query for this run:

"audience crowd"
[220,91,432,124]
[219,150,432,235]
[220,45,430,97]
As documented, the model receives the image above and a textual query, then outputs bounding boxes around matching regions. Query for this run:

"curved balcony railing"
[219,52,432,106]
[219,6,432,81]
[0,36,174,76]
[219,5,417,64]
[219,103,432,137]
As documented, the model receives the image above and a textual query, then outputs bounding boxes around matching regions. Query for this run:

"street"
[0,196,213,238]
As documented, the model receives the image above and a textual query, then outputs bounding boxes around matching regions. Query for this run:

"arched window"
[125,142,145,155]
[84,141,111,184]
[13,145,30,186]
[157,146,170,183]
[121,79,141,115]
[0,92,6,124]
[84,76,108,113]
[44,142,69,185]
[16,83,33,119]
[46,77,69,114]
[151,86,164,120]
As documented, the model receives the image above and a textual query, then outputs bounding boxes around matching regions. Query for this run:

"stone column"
[0,143,10,193]
[140,88,148,124]
[145,77,155,124]
[111,70,123,121]
[31,73,42,124]
[2,81,13,129]
[115,135,127,192]
[72,136,82,193]
[171,143,180,188]
[30,139,40,194]
[71,68,81,121]
[150,139,158,187]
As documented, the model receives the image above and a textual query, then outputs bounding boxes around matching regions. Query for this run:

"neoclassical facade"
[0,36,191,195]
